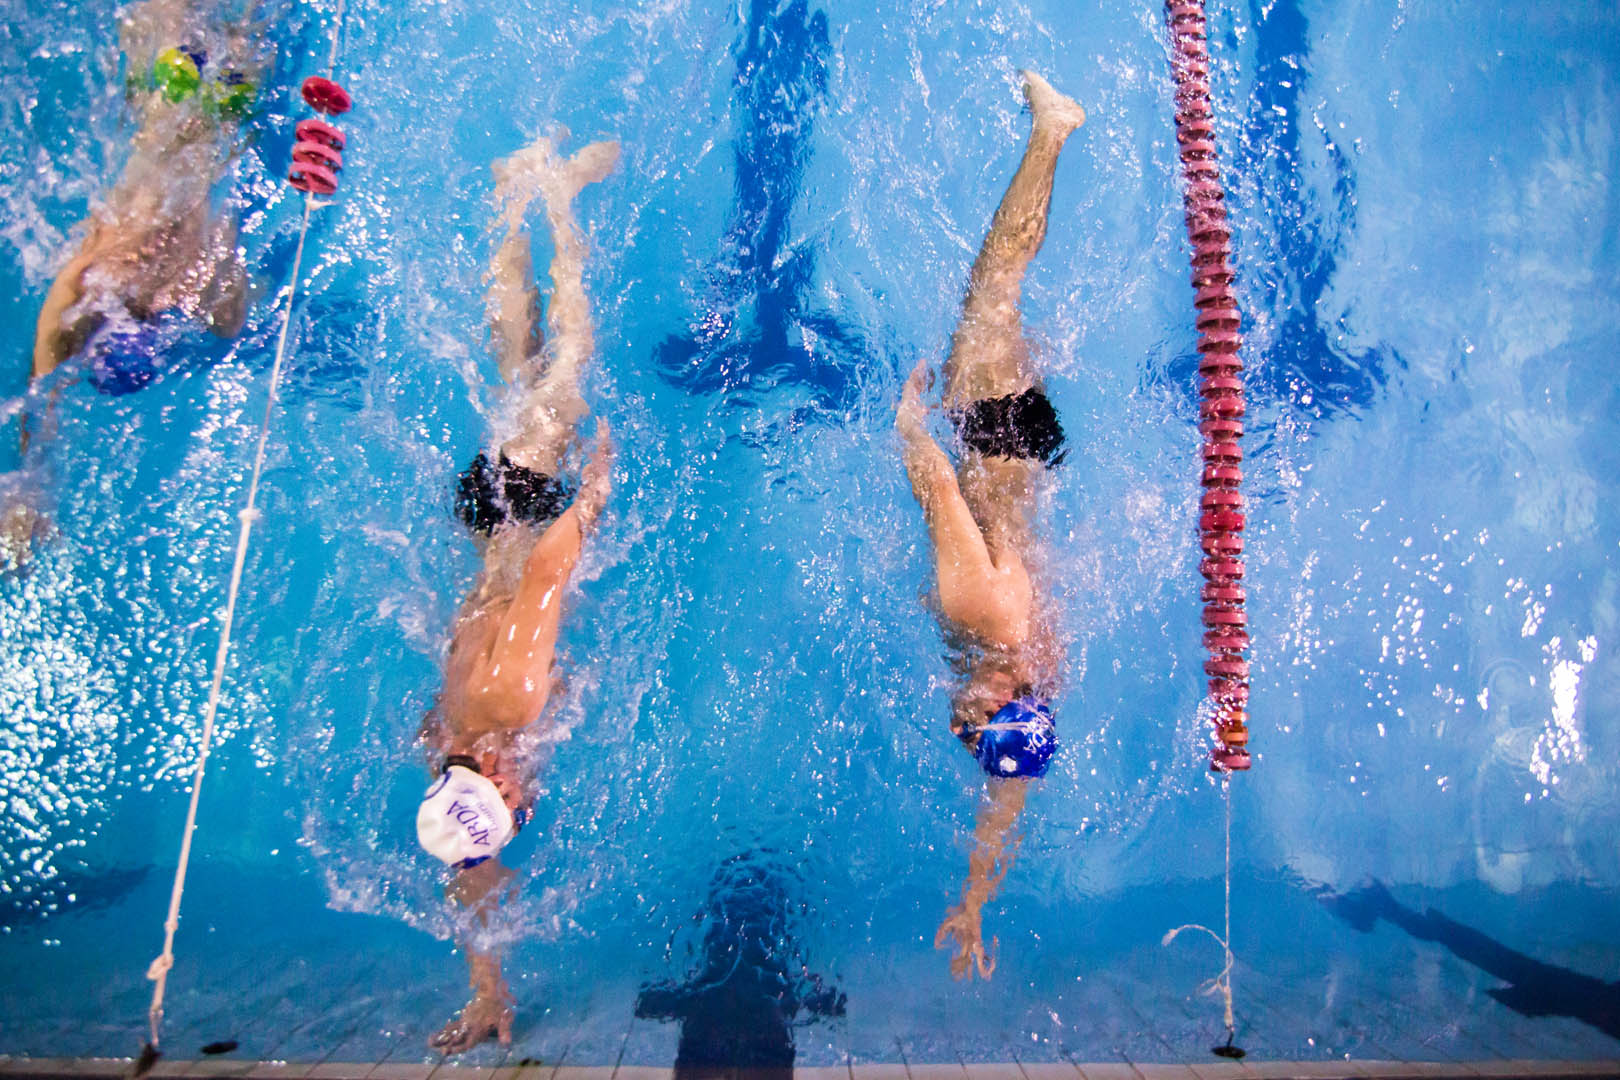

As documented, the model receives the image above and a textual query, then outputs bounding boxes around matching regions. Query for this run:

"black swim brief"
[948,386,1067,466]
[454,452,573,535]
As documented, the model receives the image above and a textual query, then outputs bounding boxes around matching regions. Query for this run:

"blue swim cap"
[86,323,163,395]
[972,696,1057,779]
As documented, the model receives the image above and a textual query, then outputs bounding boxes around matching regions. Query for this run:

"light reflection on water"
[0,0,1617,1062]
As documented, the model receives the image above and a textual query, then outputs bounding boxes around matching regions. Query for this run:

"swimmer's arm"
[571,422,615,533]
[897,364,1030,638]
[960,777,1028,911]
[447,858,514,990]
[901,424,995,578]
[434,858,515,1052]
[483,427,613,680]
[484,508,586,679]
[32,248,98,379]
[201,216,249,338]
[935,777,1029,979]
[897,367,994,577]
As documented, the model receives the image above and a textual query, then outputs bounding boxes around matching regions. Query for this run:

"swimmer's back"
[439,506,587,737]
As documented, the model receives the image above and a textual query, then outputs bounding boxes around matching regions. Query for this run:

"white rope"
[1162,775,1237,1037]
[324,0,346,79]
[144,192,322,1051]
[1222,773,1234,1031]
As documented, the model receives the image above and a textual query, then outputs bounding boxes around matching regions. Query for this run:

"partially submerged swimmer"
[413,132,619,1055]
[30,0,264,395]
[895,69,1085,980]
[3,0,264,570]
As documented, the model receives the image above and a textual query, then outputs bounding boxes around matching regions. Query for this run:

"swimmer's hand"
[896,359,932,439]
[429,986,513,1055]
[0,497,51,576]
[574,420,615,529]
[935,902,997,980]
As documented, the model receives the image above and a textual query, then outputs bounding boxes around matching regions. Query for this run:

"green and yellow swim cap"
[152,46,202,103]
[141,46,257,120]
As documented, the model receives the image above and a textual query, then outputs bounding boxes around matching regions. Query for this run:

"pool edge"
[3,1059,1619,1080]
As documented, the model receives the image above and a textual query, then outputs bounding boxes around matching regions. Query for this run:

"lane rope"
[137,3,352,1069]
[1167,0,1252,772]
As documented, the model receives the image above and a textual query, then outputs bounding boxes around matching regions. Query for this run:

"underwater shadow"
[635,852,845,1076]
[1162,0,1399,419]
[0,863,151,930]
[653,0,870,418]
[1320,880,1620,1040]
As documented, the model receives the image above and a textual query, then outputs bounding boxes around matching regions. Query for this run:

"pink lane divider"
[289,77,352,195]
[1167,0,1251,772]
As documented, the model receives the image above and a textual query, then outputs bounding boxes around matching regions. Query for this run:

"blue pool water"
[2,0,1619,1066]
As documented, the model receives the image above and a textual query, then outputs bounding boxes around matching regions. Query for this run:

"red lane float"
[300,76,351,115]
[288,76,352,195]
[1167,0,1251,772]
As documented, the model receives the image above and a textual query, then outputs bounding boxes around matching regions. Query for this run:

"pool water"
[2,0,1618,1066]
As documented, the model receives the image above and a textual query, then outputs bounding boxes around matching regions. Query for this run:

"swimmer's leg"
[493,135,620,475]
[486,158,548,386]
[942,70,1085,410]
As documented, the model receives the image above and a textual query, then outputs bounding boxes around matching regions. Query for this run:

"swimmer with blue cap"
[896,69,1085,982]
[415,132,620,1056]
[28,0,266,389]
[10,1,267,570]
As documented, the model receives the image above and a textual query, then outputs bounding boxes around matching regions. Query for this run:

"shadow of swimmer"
[636,853,845,1076]
[653,0,871,416]
[1319,879,1620,1041]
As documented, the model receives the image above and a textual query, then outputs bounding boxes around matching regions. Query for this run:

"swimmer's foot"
[493,134,620,225]
[492,135,561,228]
[542,138,620,211]
[1021,69,1086,137]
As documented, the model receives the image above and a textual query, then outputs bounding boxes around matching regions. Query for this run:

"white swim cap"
[416,765,515,867]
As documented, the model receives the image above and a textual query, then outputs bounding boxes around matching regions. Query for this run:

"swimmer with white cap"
[416,756,518,870]
[895,70,1085,981]
[415,130,619,1055]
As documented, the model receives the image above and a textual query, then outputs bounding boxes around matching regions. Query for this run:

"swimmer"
[3,0,265,571]
[895,70,1085,980]
[30,0,264,391]
[413,132,619,1055]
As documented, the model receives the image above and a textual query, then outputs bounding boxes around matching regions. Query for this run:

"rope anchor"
[1162,779,1247,1059]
